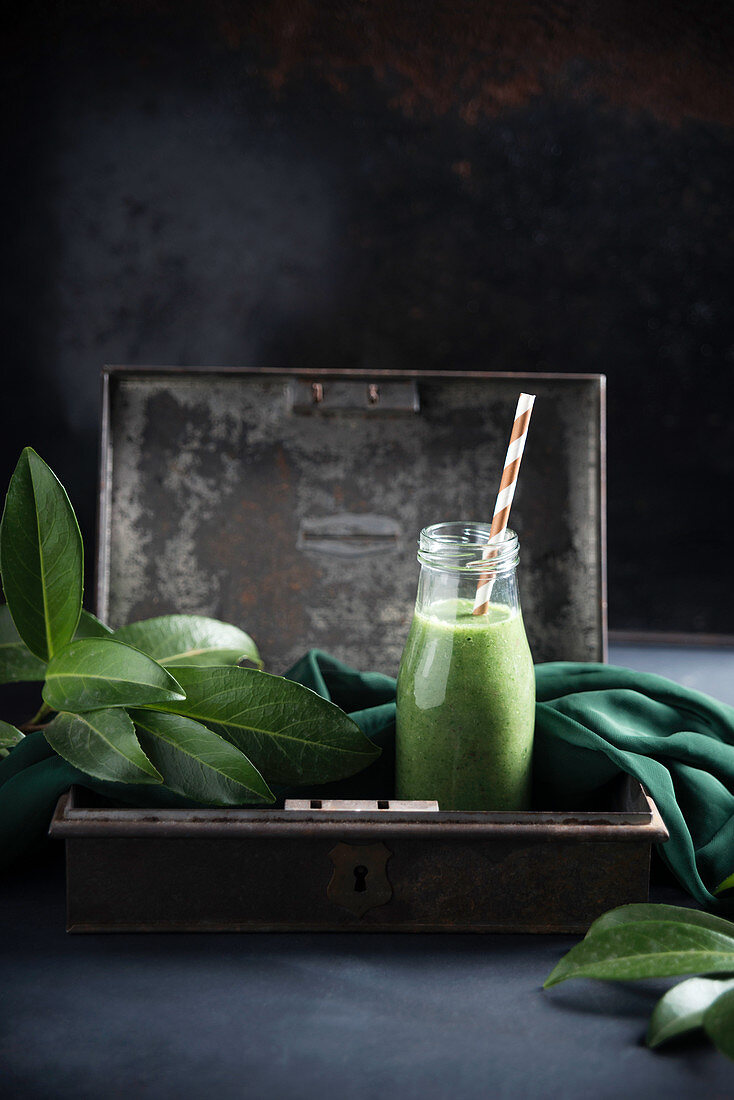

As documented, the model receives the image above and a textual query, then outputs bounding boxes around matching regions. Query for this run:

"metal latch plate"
[284,799,439,812]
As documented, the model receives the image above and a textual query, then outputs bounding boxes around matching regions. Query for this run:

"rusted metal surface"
[12,2,732,129]
[51,779,667,933]
[244,0,734,129]
[96,367,606,674]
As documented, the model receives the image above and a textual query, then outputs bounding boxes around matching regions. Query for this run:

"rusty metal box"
[50,368,668,932]
[52,778,667,933]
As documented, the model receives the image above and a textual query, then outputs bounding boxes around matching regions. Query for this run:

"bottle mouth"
[417,522,520,573]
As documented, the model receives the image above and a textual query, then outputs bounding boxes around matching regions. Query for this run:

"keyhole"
[353,865,369,893]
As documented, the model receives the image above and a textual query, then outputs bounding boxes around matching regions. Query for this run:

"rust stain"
[242,0,734,128]
[452,161,472,179]
[11,1,734,128]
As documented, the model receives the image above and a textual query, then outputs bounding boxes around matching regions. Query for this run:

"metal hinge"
[288,379,419,415]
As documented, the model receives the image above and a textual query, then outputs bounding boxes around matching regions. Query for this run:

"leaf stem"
[21,701,53,731]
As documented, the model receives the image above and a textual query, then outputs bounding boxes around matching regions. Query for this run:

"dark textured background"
[2,0,733,637]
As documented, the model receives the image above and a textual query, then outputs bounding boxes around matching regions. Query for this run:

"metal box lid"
[97,368,606,675]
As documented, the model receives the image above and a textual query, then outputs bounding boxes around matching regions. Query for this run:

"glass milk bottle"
[395,523,535,811]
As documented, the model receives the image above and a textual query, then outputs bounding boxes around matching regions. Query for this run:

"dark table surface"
[4,643,734,1100]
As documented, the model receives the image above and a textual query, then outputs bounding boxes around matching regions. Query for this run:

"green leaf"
[44,708,162,784]
[0,719,23,749]
[147,665,380,785]
[587,903,734,941]
[0,448,83,661]
[113,614,261,668]
[0,606,112,684]
[43,638,185,713]
[647,977,734,1048]
[716,873,734,895]
[130,709,274,806]
[544,921,734,987]
[0,603,47,682]
[74,610,113,638]
[703,987,734,1060]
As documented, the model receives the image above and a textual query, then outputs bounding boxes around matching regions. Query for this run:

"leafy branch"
[0,448,380,803]
[544,903,734,1059]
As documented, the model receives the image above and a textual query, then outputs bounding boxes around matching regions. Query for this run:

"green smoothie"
[395,597,535,810]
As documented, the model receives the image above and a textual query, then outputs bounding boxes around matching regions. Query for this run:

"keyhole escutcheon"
[328,842,393,917]
[353,865,369,892]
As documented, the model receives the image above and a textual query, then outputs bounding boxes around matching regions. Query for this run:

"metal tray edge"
[49,786,669,843]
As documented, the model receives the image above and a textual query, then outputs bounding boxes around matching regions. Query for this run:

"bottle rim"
[417,522,520,573]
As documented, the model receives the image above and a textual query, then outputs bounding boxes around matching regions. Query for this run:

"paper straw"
[473,392,535,615]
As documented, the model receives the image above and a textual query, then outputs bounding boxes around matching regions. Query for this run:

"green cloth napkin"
[2,652,734,909]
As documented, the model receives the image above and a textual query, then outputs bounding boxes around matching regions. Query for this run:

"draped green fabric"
[2,653,734,909]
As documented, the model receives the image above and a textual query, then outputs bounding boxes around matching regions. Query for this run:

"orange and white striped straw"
[473,392,535,615]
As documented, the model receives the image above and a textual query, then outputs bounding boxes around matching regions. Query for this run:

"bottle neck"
[415,562,521,616]
[414,522,522,618]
